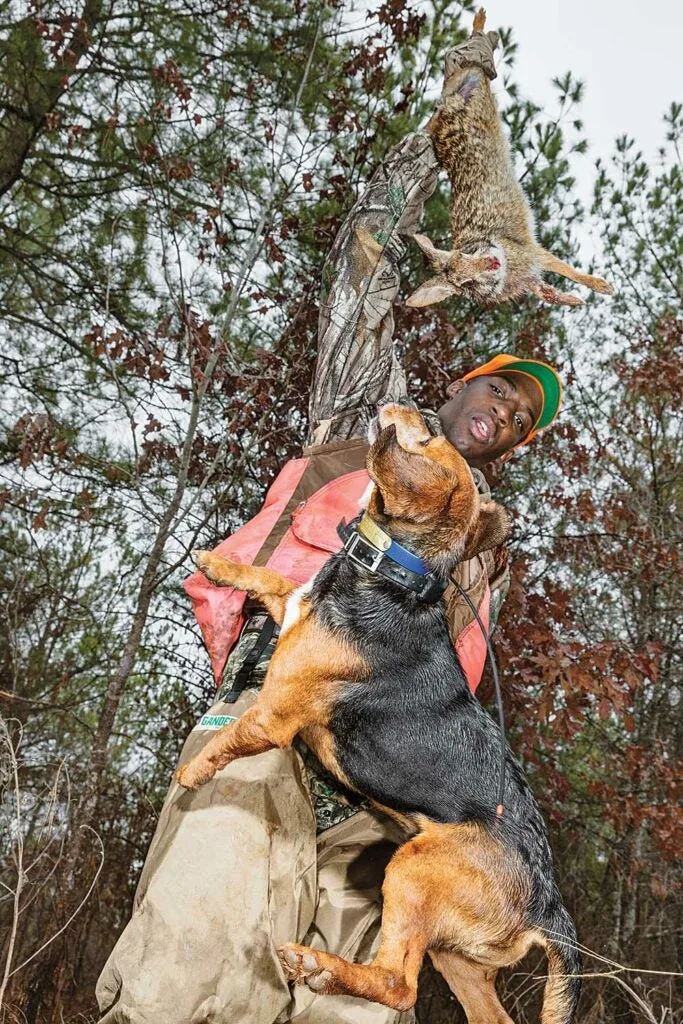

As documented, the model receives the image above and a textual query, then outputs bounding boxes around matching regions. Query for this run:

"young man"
[97,27,562,1024]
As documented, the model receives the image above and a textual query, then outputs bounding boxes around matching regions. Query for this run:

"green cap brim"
[501,360,562,433]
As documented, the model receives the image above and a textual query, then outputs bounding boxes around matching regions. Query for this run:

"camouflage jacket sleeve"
[307,132,439,446]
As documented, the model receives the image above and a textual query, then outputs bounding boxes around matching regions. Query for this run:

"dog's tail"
[539,904,581,1024]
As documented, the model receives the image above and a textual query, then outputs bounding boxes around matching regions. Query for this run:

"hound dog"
[176,404,580,1024]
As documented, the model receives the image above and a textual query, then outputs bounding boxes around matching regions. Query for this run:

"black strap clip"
[222,614,280,703]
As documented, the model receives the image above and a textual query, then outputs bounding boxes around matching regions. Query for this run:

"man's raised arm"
[307,27,500,448]
[307,132,438,445]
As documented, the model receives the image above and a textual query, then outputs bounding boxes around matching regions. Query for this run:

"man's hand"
[443,15,499,87]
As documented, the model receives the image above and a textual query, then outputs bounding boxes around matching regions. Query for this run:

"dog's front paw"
[175,756,217,791]
[277,944,334,993]
[191,550,237,587]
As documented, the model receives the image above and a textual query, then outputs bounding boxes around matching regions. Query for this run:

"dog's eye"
[419,438,431,447]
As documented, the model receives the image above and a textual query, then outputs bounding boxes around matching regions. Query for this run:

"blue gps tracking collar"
[336,514,447,603]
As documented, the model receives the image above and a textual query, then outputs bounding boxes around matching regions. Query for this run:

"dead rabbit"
[407,9,613,309]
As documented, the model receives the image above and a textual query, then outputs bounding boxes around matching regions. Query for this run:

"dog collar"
[337,514,447,603]
[356,512,431,574]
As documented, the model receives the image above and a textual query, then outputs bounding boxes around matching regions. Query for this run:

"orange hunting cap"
[463,353,563,447]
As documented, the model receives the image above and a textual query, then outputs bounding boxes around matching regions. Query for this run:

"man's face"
[437,373,542,468]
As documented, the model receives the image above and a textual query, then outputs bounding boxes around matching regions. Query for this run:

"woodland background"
[0,1,680,1021]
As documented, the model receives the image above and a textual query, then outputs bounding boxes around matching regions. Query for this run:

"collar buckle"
[344,530,385,572]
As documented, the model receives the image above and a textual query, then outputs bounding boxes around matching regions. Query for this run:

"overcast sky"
[498,0,681,208]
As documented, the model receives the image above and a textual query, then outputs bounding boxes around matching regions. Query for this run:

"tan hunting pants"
[96,689,414,1024]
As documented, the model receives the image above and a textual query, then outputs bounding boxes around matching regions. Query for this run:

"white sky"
[499,0,681,213]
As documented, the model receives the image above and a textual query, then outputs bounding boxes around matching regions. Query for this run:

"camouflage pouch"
[296,742,368,834]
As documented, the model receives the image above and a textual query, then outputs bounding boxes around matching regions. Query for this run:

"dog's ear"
[462,501,510,559]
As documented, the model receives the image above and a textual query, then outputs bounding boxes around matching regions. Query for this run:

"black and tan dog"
[176,404,580,1024]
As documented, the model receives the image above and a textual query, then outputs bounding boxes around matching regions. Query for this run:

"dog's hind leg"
[429,952,513,1024]
[279,834,432,1011]
[278,822,534,1014]
[192,550,296,625]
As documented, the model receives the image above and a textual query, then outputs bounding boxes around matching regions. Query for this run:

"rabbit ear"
[406,275,458,307]
[536,248,614,296]
[413,234,454,272]
[528,279,584,307]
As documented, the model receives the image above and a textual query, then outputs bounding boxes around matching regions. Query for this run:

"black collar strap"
[337,516,447,603]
